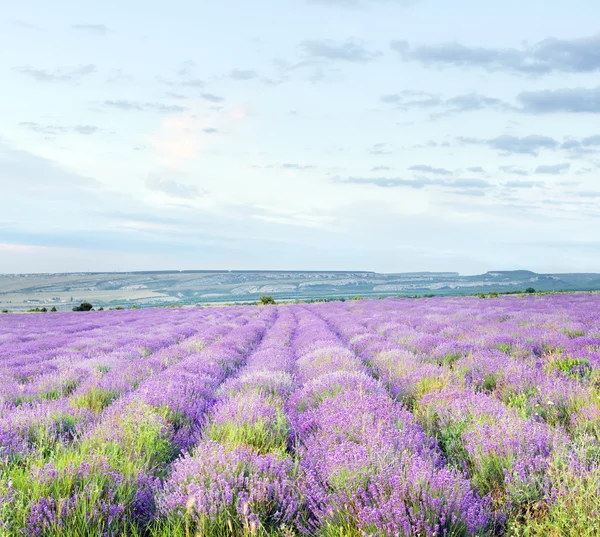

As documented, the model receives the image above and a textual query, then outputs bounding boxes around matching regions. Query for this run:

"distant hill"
[485,270,537,278]
[1,269,599,311]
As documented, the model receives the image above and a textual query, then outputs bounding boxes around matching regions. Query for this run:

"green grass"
[0,402,174,537]
[156,405,192,432]
[506,453,600,536]
[96,365,110,375]
[207,408,289,455]
[561,328,585,339]
[71,386,120,413]
[546,355,591,379]
[296,384,345,413]
[494,343,512,354]
[437,352,463,367]
[480,374,498,393]
[13,379,81,407]
[148,510,299,537]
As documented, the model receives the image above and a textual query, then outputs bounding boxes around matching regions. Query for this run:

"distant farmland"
[2,269,600,311]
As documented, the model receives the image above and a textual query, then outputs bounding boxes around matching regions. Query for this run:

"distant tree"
[115,306,124,310]
[72,302,93,312]
[259,296,276,305]
[40,307,47,312]
[477,293,486,299]
[131,305,139,309]
[525,287,536,294]
[50,306,57,312]
[488,292,499,298]
[1,309,9,313]
[97,307,104,311]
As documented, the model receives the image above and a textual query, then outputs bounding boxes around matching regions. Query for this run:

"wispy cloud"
[300,38,380,63]
[461,134,560,155]
[334,175,491,190]
[180,78,204,88]
[567,190,600,198]
[72,24,111,35]
[449,178,490,188]
[408,164,452,175]
[535,163,571,174]
[281,163,316,170]
[201,93,225,102]
[166,91,188,100]
[369,142,394,155]
[518,86,600,113]
[372,166,393,171]
[560,135,600,155]
[13,64,96,82]
[336,176,437,188]
[0,141,101,193]
[229,69,258,80]
[146,172,204,199]
[103,100,187,113]
[12,20,40,30]
[500,166,530,176]
[503,180,544,188]
[381,90,509,117]
[391,34,600,75]
[19,122,100,137]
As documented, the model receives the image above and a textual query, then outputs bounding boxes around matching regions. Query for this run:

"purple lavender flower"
[158,441,301,534]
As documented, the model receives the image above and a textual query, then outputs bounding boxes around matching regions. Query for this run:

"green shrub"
[525,287,536,294]
[259,295,276,305]
[72,302,93,312]
[50,306,57,312]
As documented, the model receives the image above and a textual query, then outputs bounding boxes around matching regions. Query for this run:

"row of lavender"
[1,306,275,534]
[1,308,247,460]
[148,303,490,535]
[1,294,600,535]
[310,294,600,534]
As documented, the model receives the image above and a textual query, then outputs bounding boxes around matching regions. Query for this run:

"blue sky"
[1,0,599,274]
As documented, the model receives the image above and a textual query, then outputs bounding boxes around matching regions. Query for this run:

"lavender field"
[1,295,600,536]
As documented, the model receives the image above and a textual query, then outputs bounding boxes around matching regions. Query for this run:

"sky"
[1,0,599,275]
